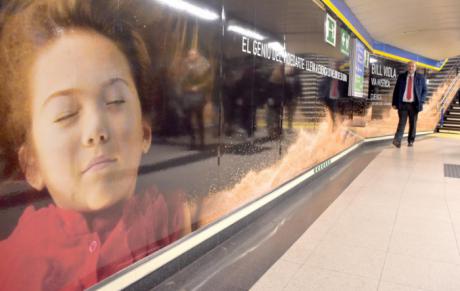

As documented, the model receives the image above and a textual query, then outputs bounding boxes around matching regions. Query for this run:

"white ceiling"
[344,0,460,60]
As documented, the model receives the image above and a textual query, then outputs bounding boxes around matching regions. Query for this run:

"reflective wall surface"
[0,0,444,289]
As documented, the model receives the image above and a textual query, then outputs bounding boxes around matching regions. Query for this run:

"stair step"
[442,123,460,127]
[445,118,460,122]
[443,121,460,125]
[438,128,460,133]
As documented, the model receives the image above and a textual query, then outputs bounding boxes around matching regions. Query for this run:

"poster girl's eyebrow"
[102,77,131,89]
[43,88,81,108]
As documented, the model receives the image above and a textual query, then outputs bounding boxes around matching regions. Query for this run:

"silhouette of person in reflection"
[221,57,240,136]
[319,72,348,128]
[180,49,212,149]
[265,65,284,138]
[233,58,261,140]
[284,65,302,131]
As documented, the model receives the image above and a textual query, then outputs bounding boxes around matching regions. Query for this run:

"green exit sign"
[324,13,337,47]
[341,28,350,56]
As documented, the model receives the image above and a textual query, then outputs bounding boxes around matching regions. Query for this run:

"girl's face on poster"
[27,30,151,212]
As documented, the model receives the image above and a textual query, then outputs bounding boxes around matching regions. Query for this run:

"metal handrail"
[438,74,460,128]
[438,74,460,114]
[437,58,460,113]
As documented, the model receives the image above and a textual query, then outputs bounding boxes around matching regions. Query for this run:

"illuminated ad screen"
[349,39,366,97]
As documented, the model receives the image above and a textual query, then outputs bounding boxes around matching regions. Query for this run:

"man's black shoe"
[392,140,401,148]
[408,142,414,147]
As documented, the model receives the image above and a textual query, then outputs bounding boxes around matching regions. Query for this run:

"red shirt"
[0,187,185,290]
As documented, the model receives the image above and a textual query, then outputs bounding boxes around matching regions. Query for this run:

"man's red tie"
[407,76,413,101]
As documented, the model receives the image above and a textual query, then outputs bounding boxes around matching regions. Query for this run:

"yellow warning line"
[433,132,460,139]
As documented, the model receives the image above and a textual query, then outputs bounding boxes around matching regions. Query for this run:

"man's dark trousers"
[394,102,418,144]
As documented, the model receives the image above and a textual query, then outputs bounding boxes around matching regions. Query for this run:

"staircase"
[426,56,460,101]
[439,100,460,133]
[435,56,460,133]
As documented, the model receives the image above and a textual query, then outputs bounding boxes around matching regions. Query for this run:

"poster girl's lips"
[82,155,117,174]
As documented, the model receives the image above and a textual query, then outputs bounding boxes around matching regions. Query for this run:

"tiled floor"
[251,135,460,291]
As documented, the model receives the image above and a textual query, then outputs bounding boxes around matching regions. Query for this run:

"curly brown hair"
[0,0,156,178]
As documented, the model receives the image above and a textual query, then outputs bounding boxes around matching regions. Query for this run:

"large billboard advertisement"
[0,0,446,289]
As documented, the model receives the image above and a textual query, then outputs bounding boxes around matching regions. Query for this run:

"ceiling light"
[156,0,219,21]
[268,41,286,53]
[228,25,266,40]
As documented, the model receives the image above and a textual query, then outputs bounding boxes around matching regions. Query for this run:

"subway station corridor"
[252,135,460,291]
[1,0,460,290]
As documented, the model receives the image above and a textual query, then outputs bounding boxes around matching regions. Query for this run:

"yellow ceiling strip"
[320,0,446,71]
[321,0,373,51]
[374,50,444,71]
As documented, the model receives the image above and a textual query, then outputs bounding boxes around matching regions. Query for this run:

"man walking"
[392,61,427,148]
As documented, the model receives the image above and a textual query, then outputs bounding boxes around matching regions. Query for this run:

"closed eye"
[54,111,78,123]
[106,99,126,105]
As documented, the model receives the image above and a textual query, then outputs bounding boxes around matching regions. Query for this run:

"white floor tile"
[378,281,426,291]
[388,230,460,264]
[285,266,379,291]
[304,242,386,279]
[322,223,392,251]
[393,215,456,238]
[381,253,460,291]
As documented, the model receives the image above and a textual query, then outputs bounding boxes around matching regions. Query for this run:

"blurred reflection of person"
[180,49,211,149]
[221,57,239,136]
[319,74,348,127]
[158,66,186,136]
[0,1,191,290]
[233,59,259,140]
[265,65,284,138]
[284,65,302,131]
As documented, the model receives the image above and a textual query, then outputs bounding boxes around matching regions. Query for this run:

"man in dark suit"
[392,61,427,148]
